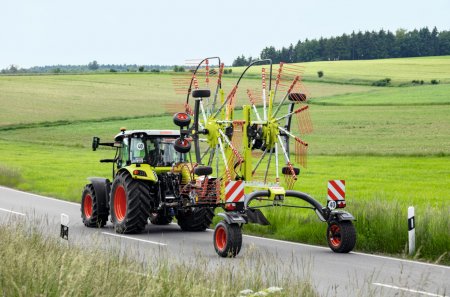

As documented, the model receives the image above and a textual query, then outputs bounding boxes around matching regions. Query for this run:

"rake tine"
[277,134,298,180]
[246,89,262,121]
[264,147,273,184]
[217,137,231,182]
[218,129,244,164]
[275,105,309,122]
[252,148,268,176]
[272,76,300,118]
[262,68,267,121]
[275,143,279,184]
[273,62,284,105]
[212,63,224,114]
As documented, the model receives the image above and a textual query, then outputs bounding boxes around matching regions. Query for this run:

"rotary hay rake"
[170,57,356,257]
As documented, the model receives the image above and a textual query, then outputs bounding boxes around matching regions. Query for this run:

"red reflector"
[224,203,236,211]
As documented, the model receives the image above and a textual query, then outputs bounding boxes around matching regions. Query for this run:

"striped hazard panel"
[327,180,346,208]
[225,181,245,203]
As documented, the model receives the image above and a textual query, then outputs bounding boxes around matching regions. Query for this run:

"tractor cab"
[113,130,185,168]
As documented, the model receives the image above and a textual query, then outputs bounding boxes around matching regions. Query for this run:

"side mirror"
[92,137,100,151]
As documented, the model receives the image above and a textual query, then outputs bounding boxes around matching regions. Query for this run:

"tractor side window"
[146,138,160,166]
[118,138,129,168]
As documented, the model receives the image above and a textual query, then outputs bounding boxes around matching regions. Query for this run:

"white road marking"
[0,207,26,216]
[372,283,444,297]
[101,232,167,246]
[1,186,448,271]
[0,186,80,206]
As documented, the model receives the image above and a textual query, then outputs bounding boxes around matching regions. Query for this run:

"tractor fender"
[118,166,158,182]
[328,210,356,222]
[87,177,111,217]
[217,212,247,225]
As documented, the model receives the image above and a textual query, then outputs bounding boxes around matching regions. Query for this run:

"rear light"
[225,203,236,211]
[133,170,147,177]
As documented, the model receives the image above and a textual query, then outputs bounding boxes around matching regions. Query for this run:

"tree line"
[1,62,172,74]
[232,27,450,66]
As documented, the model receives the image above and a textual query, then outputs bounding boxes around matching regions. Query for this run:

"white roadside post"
[60,213,69,240]
[408,206,415,255]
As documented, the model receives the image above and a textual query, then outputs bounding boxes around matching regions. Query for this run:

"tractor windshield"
[129,136,185,166]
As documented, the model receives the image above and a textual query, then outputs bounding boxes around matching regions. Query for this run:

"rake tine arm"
[278,127,308,147]
[252,148,268,176]
[276,134,298,180]
[218,129,244,164]
[217,137,231,182]
[272,76,299,118]
[275,105,309,122]
[246,89,262,121]
[264,148,273,184]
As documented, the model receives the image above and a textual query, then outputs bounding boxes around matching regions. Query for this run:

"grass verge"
[0,220,318,297]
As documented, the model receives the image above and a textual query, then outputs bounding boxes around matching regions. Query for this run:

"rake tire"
[213,221,242,257]
[110,171,151,234]
[327,220,356,253]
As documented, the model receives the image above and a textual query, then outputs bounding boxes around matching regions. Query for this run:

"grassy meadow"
[0,221,317,297]
[0,56,449,264]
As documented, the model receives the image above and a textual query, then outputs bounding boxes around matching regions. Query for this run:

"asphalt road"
[0,185,448,297]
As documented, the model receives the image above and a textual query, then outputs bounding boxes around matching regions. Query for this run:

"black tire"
[174,138,191,153]
[194,166,212,176]
[213,221,242,257]
[327,220,356,253]
[173,112,191,127]
[288,93,307,102]
[192,89,211,98]
[281,166,300,175]
[176,207,214,231]
[81,184,108,228]
[150,213,173,225]
[110,171,151,234]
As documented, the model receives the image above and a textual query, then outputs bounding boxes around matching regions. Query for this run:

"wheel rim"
[84,194,93,218]
[114,185,127,222]
[329,224,341,247]
[215,226,227,251]
[177,113,188,120]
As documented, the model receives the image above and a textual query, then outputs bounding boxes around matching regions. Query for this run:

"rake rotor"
[172,57,313,192]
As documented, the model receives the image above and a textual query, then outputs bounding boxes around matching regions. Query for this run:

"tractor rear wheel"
[81,184,108,228]
[110,171,151,234]
[327,220,356,253]
[213,221,242,257]
[150,213,173,225]
[176,207,214,231]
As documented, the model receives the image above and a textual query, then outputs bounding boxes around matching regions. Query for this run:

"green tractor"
[81,128,216,234]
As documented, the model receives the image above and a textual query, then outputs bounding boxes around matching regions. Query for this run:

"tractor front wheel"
[81,184,108,228]
[327,220,356,253]
[110,171,151,234]
[213,221,242,257]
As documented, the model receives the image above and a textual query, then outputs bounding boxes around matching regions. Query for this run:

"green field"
[0,56,449,264]
[234,56,450,85]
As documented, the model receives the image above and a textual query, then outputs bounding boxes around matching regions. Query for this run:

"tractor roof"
[114,130,180,141]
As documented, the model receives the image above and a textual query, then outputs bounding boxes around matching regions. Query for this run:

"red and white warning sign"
[327,180,346,208]
[225,181,245,203]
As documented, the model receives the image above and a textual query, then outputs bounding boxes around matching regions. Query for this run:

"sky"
[1,0,449,69]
